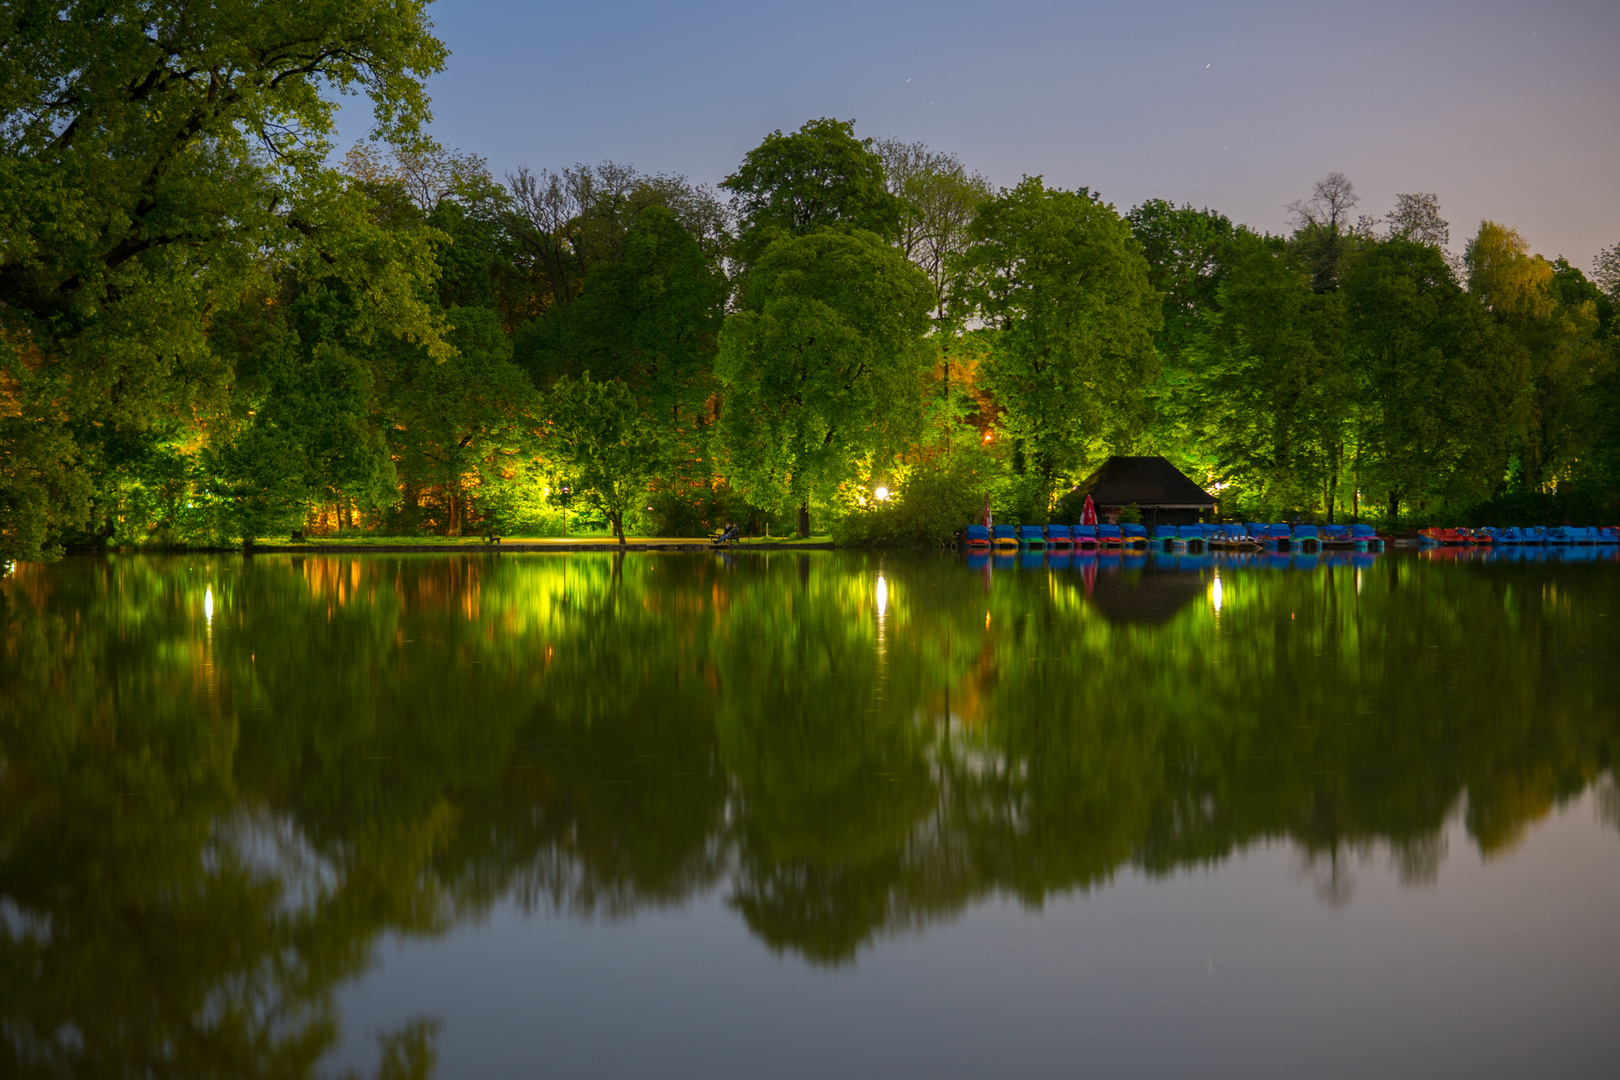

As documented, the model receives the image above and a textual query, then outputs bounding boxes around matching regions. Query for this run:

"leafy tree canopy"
[953,177,1160,514]
[721,118,903,263]
[716,228,933,527]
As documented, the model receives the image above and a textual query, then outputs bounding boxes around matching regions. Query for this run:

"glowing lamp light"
[874,486,890,502]
[875,575,888,618]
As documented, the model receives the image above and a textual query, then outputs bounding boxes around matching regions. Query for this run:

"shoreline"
[65,539,840,556]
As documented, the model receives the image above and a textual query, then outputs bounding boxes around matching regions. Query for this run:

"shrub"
[833,458,990,547]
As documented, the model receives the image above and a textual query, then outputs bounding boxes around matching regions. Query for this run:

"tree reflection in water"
[2,548,1617,1071]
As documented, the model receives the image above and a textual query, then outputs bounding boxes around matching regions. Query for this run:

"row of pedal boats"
[966,522,1386,552]
[1417,526,1620,546]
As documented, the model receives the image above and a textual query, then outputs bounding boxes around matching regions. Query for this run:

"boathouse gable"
[1073,455,1217,530]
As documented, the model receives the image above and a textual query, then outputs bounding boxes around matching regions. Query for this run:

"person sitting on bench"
[712,522,740,545]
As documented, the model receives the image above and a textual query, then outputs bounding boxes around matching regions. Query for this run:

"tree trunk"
[447,486,462,537]
[797,501,810,539]
[1388,491,1400,524]
[612,510,626,547]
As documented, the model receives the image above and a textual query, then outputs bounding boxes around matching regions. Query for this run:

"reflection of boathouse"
[1085,563,1210,625]
[1075,456,1216,530]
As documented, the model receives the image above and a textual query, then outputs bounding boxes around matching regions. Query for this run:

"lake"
[3,547,1619,1078]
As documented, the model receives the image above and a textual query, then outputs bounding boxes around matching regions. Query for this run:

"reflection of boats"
[1419,527,1471,546]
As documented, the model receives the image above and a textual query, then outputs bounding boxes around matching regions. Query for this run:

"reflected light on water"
[875,575,888,618]
[203,586,214,625]
[1211,573,1223,614]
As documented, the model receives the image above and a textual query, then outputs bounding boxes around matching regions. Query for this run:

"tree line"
[3,1,1618,561]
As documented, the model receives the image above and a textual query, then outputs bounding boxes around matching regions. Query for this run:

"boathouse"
[1074,455,1217,530]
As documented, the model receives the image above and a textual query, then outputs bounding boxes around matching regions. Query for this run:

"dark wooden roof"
[1076,456,1216,509]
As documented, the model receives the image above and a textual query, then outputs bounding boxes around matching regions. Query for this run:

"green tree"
[715,229,934,536]
[1594,242,1620,304]
[1287,171,1373,292]
[1345,239,1515,520]
[1466,221,1609,492]
[721,118,903,263]
[389,307,537,536]
[514,208,726,424]
[1128,200,1272,480]
[873,138,994,321]
[505,162,728,317]
[0,0,449,560]
[952,177,1160,517]
[1193,250,1351,516]
[544,373,664,545]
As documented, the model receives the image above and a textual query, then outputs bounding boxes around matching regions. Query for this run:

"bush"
[832,458,990,547]
[642,483,758,538]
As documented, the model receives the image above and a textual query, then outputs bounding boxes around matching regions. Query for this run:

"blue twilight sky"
[339,0,1620,271]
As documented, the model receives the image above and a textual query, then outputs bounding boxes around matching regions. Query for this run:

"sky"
[339,0,1620,271]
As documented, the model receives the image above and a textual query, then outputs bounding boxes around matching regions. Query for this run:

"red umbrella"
[983,498,993,529]
[1081,494,1097,526]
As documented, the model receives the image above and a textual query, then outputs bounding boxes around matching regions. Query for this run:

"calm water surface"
[3,548,1619,1078]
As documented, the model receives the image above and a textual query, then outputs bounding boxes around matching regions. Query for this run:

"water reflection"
[2,548,1619,1073]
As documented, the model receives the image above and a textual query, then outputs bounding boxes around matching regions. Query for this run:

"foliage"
[953,177,1161,517]
[721,118,903,263]
[515,207,726,422]
[0,0,450,560]
[831,453,996,547]
[716,228,934,531]
[505,161,729,316]
[1345,239,1516,518]
[873,137,994,320]
[544,373,664,544]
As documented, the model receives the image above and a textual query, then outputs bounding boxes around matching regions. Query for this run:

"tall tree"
[1287,171,1367,292]
[716,229,933,536]
[721,119,903,264]
[0,0,449,560]
[1193,250,1351,516]
[872,138,994,321]
[1128,200,1272,478]
[1384,193,1451,248]
[544,374,664,546]
[953,178,1160,517]
[1345,239,1515,520]
[1466,221,1606,490]
[514,208,727,425]
[505,162,728,316]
